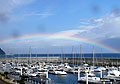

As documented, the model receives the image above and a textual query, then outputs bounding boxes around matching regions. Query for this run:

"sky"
[0,0,120,54]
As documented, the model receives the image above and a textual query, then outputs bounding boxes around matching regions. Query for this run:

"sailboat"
[78,68,101,84]
[28,46,32,64]
[54,69,67,75]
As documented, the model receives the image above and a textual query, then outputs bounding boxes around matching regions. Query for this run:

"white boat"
[54,69,67,75]
[78,71,101,84]
[104,70,120,78]
[13,66,22,75]
[14,68,21,74]
[36,69,48,76]
[48,69,55,74]
[100,67,106,71]
[94,66,106,72]
[28,72,37,77]
[106,66,118,71]
[63,63,73,72]
[68,67,79,73]
[103,69,120,82]
[23,69,33,76]
[23,66,29,70]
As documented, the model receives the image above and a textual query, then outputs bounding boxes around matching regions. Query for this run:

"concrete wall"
[0,57,120,66]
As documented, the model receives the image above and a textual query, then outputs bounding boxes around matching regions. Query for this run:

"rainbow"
[0,34,119,53]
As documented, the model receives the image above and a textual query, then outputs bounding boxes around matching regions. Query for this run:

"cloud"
[12,0,35,5]
[0,0,13,22]
[26,12,54,18]
[0,13,9,22]
[44,14,120,51]
[53,29,86,37]
[69,14,120,41]
[0,0,35,23]
[50,13,120,43]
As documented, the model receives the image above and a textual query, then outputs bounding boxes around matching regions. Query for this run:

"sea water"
[1,53,120,58]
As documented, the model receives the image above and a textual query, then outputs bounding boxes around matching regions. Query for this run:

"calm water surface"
[48,72,107,84]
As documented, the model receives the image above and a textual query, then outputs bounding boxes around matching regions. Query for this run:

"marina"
[0,53,120,84]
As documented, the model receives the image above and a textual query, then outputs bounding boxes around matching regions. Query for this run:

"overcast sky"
[0,0,120,54]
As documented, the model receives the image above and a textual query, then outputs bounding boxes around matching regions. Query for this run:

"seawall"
[0,57,120,66]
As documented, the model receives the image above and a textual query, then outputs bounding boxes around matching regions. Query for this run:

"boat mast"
[61,47,63,63]
[47,49,49,63]
[74,47,76,66]
[93,46,95,67]
[80,45,82,65]
[101,48,103,66]
[72,46,74,66]
[36,51,37,62]
[29,46,32,64]
[52,49,54,63]
[117,55,118,67]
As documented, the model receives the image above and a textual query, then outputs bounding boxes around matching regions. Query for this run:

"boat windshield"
[38,70,47,72]
[88,75,95,77]
[110,73,115,76]
[57,70,63,71]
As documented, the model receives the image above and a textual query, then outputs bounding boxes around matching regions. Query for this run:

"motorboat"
[54,69,67,75]
[78,71,101,84]
[48,69,55,74]
[104,70,120,78]
[28,72,37,77]
[36,69,48,76]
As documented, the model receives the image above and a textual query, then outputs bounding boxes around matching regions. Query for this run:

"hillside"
[0,48,5,55]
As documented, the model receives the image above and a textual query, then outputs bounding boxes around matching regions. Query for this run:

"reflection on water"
[48,72,108,84]
[55,75,67,78]
[49,74,80,84]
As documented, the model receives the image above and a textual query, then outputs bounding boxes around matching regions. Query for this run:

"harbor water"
[1,53,120,58]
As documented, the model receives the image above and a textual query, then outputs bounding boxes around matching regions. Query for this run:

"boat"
[36,69,48,76]
[67,66,78,74]
[28,72,37,77]
[78,71,101,84]
[103,70,120,82]
[104,70,120,78]
[48,69,55,74]
[54,69,67,75]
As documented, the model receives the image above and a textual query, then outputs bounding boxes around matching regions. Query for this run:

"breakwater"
[0,57,120,66]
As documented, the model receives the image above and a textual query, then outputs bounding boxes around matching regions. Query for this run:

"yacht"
[54,69,67,75]
[28,72,37,77]
[67,67,78,74]
[78,71,101,84]
[61,63,73,72]
[48,69,55,74]
[104,70,120,78]
[36,69,48,76]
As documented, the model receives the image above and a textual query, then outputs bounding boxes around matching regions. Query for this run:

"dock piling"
[86,71,88,84]
[100,70,102,78]
[78,67,80,80]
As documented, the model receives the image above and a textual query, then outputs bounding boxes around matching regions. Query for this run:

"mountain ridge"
[0,48,5,55]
